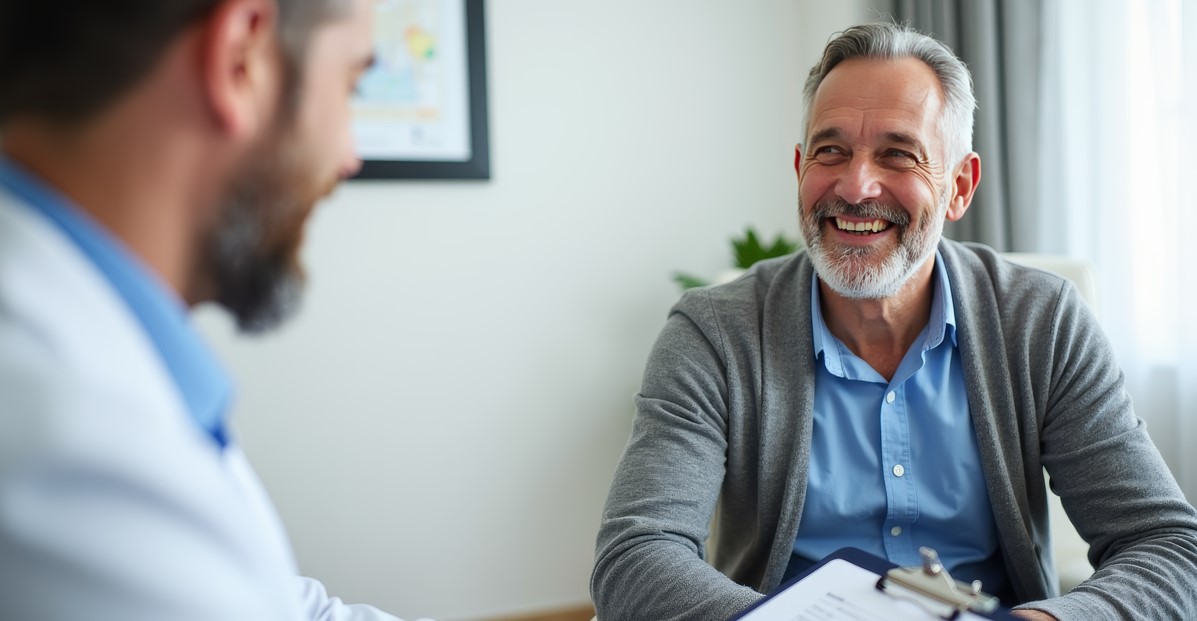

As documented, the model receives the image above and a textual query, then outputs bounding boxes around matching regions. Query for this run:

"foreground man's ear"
[200,0,280,140]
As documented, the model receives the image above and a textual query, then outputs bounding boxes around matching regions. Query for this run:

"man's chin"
[207,196,310,336]
[810,245,913,300]
[225,266,304,334]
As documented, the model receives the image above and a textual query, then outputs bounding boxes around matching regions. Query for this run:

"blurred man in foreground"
[0,1,425,619]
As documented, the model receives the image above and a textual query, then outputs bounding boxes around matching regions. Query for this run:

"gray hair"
[802,22,976,168]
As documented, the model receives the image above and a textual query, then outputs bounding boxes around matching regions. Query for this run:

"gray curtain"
[890,0,1041,251]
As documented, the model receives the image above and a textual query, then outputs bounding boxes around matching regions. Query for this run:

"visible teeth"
[835,218,889,233]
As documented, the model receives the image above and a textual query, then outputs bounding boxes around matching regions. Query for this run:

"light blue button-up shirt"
[787,252,1009,597]
[0,155,232,448]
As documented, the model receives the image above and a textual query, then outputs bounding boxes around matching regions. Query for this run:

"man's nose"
[338,153,363,180]
[338,128,363,180]
[834,156,883,205]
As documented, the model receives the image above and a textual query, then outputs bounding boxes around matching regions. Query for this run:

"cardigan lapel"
[758,254,819,591]
[940,240,1051,602]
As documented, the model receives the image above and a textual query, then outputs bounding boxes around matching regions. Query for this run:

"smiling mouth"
[832,217,892,235]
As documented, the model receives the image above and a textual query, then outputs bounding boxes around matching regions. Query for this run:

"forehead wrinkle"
[807,57,947,150]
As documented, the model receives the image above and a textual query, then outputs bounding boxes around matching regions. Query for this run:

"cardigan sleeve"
[590,290,764,621]
[1016,277,1197,621]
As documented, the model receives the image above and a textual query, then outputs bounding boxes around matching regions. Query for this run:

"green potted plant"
[673,227,801,290]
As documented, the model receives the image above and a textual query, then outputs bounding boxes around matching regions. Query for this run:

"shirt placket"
[880,380,919,563]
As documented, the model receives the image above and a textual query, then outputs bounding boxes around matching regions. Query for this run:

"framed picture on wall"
[351,0,490,180]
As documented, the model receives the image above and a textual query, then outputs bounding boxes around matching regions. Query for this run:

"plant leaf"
[766,235,798,257]
[732,227,800,268]
[732,228,765,268]
[672,272,710,290]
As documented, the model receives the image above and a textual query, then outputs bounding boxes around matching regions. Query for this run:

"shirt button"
[892,464,905,477]
[886,391,896,404]
[891,526,903,536]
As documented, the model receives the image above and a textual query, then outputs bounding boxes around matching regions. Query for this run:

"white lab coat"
[0,189,416,621]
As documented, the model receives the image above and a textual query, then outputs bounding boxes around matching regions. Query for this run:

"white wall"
[196,1,878,619]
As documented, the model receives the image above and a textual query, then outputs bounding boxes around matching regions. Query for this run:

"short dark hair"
[0,0,348,127]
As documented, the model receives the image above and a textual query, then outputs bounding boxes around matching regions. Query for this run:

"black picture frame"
[353,0,490,180]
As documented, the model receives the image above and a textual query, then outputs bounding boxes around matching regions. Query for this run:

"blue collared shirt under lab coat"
[786,252,1010,599]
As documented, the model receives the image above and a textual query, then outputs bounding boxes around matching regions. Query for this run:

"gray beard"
[800,193,947,299]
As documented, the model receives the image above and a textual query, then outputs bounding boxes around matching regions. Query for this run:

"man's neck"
[1,113,222,303]
[818,257,937,381]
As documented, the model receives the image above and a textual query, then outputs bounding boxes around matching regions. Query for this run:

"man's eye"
[812,146,846,162]
[883,149,919,167]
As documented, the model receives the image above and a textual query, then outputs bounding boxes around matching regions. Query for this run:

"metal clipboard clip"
[875,547,1001,620]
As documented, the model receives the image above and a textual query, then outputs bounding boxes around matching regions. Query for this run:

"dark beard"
[206,140,310,334]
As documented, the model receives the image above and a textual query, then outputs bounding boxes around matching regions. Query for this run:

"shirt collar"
[0,155,233,449]
[810,249,958,364]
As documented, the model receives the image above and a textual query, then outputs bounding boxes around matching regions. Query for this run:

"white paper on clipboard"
[737,558,993,621]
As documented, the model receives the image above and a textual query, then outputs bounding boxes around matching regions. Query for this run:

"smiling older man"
[592,21,1197,621]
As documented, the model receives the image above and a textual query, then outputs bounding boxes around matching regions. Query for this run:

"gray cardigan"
[592,240,1197,621]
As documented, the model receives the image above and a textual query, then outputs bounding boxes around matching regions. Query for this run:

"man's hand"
[1011,609,1058,621]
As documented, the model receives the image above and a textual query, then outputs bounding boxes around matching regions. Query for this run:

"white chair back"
[1003,253,1099,317]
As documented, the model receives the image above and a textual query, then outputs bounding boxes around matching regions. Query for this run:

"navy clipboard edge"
[726,547,1017,621]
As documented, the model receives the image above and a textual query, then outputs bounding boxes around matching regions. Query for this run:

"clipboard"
[728,547,1018,621]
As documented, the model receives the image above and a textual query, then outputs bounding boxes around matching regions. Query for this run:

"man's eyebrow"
[807,127,843,145]
[359,52,377,72]
[883,131,928,156]
[806,128,931,158]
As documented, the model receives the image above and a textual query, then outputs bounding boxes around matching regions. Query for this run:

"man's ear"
[794,143,804,180]
[200,0,280,140]
[945,152,981,222]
